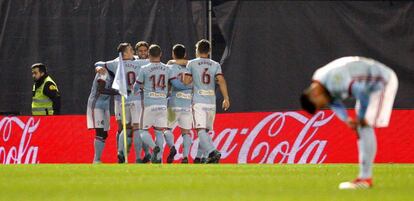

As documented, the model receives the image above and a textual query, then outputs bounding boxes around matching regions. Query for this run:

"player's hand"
[359,119,368,127]
[222,98,230,111]
[96,67,107,74]
[346,117,358,131]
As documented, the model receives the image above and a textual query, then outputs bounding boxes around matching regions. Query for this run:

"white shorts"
[141,105,168,129]
[115,99,142,125]
[192,103,216,130]
[168,107,193,130]
[356,71,398,128]
[87,107,110,131]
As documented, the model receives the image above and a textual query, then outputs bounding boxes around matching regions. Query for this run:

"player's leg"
[205,104,221,163]
[141,143,151,163]
[178,108,193,163]
[339,125,376,189]
[117,104,134,163]
[181,129,192,163]
[154,128,164,163]
[194,142,203,164]
[153,105,168,163]
[130,100,144,163]
[193,104,215,155]
[93,128,108,163]
[165,107,176,149]
[90,108,110,164]
[114,99,122,152]
[165,107,178,163]
[357,125,377,180]
[141,105,161,163]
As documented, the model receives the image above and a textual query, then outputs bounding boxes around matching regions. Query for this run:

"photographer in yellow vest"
[31,63,61,115]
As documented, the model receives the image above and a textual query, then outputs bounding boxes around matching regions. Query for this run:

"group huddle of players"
[86,39,230,164]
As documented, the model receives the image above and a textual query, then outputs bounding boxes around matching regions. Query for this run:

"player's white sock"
[93,137,105,163]
[198,130,215,155]
[155,130,165,160]
[357,126,377,179]
[133,130,143,161]
[182,133,192,158]
[164,129,175,148]
[141,130,156,149]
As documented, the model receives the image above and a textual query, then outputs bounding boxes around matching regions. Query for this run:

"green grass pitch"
[0,164,413,201]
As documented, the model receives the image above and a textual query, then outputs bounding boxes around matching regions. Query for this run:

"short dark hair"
[31,63,47,73]
[300,92,316,115]
[148,44,161,57]
[117,42,132,54]
[135,41,149,51]
[173,44,186,59]
[196,39,211,54]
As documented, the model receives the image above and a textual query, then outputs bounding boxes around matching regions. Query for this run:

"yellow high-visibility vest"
[32,76,58,115]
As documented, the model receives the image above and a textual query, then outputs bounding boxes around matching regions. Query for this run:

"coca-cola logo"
[171,111,334,164]
[0,117,40,164]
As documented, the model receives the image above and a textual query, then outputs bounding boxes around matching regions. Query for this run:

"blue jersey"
[137,62,171,107]
[102,58,149,102]
[168,64,192,108]
[87,71,113,110]
[312,56,394,121]
[186,58,223,105]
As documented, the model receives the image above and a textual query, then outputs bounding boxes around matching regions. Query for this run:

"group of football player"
[86,39,230,164]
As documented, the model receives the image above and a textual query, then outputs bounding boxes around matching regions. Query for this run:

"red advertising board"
[1,110,413,164]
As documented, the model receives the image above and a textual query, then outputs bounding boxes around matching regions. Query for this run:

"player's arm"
[168,59,188,66]
[216,75,230,111]
[96,72,118,95]
[133,80,143,95]
[329,99,359,129]
[170,78,192,90]
[43,82,61,115]
[94,61,108,74]
[133,70,145,95]
[183,62,193,85]
[97,80,119,95]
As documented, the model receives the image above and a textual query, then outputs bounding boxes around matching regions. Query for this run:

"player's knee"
[95,128,108,141]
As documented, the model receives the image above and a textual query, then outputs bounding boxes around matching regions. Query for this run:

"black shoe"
[142,154,151,163]
[152,159,162,164]
[207,150,221,164]
[181,157,188,164]
[193,157,202,164]
[167,146,177,164]
[151,146,161,163]
[117,152,125,164]
[136,158,143,163]
[201,158,208,164]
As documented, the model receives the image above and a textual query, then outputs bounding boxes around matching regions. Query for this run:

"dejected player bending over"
[300,56,398,189]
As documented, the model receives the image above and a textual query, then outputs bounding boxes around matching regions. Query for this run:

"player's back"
[169,63,192,108]
[187,58,222,105]
[88,72,113,109]
[313,56,393,99]
[124,59,149,101]
[138,62,170,106]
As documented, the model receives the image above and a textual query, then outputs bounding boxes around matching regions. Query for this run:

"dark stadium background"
[1,1,413,115]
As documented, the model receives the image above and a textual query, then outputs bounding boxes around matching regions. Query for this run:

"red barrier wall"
[1,110,413,164]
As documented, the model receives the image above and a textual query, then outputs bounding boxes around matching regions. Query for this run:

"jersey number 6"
[202,68,211,84]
